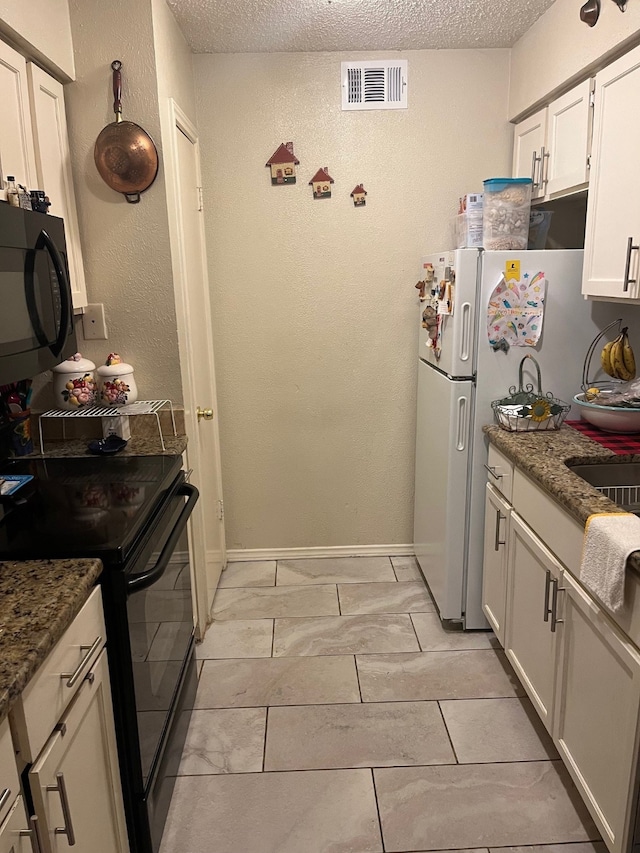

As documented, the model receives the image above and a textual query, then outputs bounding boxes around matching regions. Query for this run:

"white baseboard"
[225,544,415,562]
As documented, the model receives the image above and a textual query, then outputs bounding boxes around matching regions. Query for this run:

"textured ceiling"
[167,0,557,53]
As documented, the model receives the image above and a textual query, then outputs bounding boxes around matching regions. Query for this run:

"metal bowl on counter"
[573,393,640,433]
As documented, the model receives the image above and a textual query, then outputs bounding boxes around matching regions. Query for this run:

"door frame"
[163,97,226,639]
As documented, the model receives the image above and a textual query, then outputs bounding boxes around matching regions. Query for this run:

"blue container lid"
[483,177,533,189]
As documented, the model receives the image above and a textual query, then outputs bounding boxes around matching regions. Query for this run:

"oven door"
[126,482,198,790]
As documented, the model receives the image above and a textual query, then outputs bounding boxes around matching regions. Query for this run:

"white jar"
[97,354,138,407]
[52,353,98,410]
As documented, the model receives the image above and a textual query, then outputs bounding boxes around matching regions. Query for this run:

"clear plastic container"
[482,178,532,251]
[455,211,483,248]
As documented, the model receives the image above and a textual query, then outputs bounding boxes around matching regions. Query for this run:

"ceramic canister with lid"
[97,353,138,407]
[52,353,98,410]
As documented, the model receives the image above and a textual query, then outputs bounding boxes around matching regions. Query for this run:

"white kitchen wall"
[194,49,511,551]
[65,0,184,404]
[0,0,74,80]
[510,0,640,119]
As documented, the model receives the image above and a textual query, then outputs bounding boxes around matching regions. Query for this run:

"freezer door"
[417,249,479,378]
[413,359,473,623]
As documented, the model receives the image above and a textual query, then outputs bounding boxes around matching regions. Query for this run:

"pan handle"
[125,192,141,204]
[111,60,122,121]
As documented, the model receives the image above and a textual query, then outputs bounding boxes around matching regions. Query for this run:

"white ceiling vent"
[341,60,408,111]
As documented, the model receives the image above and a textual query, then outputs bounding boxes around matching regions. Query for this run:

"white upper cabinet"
[512,108,546,200]
[27,63,88,310]
[512,80,592,202]
[0,40,37,191]
[582,44,640,301]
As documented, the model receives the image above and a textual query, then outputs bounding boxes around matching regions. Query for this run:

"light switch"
[82,303,108,339]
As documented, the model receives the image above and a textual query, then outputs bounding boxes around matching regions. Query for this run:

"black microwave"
[0,203,77,385]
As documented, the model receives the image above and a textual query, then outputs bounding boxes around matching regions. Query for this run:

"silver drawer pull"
[494,510,506,551]
[20,816,45,853]
[60,636,102,689]
[550,579,565,633]
[484,464,503,480]
[623,236,639,293]
[47,772,76,846]
[543,569,552,622]
[0,788,11,811]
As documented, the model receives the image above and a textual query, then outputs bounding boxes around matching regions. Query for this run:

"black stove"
[0,455,182,562]
[0,454,199,853]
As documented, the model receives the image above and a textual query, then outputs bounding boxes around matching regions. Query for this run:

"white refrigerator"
[414,248,632,629]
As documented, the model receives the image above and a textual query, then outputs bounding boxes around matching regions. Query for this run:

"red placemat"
[566,420,640,454]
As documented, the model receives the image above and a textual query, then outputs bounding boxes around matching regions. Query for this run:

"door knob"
[197,407,214,421]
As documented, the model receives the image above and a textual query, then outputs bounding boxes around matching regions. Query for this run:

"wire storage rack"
[37,400,177,452]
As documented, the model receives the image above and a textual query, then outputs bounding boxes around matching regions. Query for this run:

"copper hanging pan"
[94,60,159,204]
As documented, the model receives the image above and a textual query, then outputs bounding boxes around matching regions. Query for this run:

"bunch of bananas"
[601,328,637,381]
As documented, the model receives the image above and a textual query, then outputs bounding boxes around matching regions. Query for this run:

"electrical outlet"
[82,303,108,340]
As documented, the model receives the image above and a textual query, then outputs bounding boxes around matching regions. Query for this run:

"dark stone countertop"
[31,435,187,458]
[484,424,640,573]
[0,559,103,723]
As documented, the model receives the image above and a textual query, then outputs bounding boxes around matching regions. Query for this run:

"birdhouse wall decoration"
[351,184,367,207]
[309,167,334,199]
[266,142,299,185]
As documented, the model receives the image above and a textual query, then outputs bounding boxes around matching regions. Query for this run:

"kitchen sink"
[568,462,640,513]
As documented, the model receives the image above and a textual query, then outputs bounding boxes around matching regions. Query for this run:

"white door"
[553,570,640,853]
[26,63,88,310]
[166,101,226,638]
[414,358,472,623]
[583,44,640,300]
[417,249,478,378]
[512,108,546,200]
[481,483,510,645]
[29,650,129,853]
[545,79,592,198]
[0,797,35,853]
[505,512,560,731]
[0,40,36,191]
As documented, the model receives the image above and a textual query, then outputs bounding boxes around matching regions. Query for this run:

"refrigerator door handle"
[456,396,468,451]
[460,302,472,363]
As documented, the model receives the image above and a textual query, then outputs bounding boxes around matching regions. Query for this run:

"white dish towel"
[580,512,640,612]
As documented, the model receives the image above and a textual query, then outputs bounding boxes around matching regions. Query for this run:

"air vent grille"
[341,60,408,111]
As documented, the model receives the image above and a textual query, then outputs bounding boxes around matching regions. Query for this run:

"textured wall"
[65,0,183,404]
[0,0,74,80]
[194,49,511,550]
[510,0,640,119]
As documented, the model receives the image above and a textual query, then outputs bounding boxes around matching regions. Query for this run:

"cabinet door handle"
[20,815,45,853]
[47,772,76,846]
[484,464,503,480]
[550,578,565,633]
[60,636,102,689]
[531,150,541,189]
[540,145,549,191]
[0,787,11,811]
[623,236,639,293]
[494,510,506,551]
[543,569,552,622]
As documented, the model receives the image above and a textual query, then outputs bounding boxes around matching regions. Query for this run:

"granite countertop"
[0,559,102,723]
[32,435,187,458]
[484,423,640,573]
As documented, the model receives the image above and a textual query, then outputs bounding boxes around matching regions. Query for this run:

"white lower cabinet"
[504,511,561,731]
[481,483,510,644]
[28,649,128,853]
[0,797,36,853]
[483,458,640,853]
[553,571,640,853]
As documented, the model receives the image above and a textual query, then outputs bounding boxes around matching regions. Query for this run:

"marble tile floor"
[160,555,602,853]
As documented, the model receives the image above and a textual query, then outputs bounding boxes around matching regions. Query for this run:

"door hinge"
[197,186,204,211]
[587,153,592,170]
[218,499,224,520]
[589,89,595,108]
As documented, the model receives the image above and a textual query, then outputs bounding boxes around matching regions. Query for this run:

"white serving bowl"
[573,394,640,433]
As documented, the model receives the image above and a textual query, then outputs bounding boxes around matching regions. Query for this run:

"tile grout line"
[408,612,423,651]
[354,655,363,703]
[337,584,342,616]
[436,699,460,764]
[270,618,275,658]
[370,767,387,852]
[261,706,269,772]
